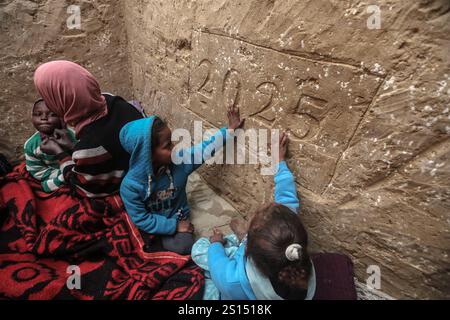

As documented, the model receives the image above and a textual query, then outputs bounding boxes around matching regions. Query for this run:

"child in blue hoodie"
[192,132,316,300]
[119,107,244,255]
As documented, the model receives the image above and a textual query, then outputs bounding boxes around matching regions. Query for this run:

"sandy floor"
[187,172,245,239]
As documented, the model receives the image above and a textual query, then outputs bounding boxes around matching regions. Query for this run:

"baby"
[24,99,77,193]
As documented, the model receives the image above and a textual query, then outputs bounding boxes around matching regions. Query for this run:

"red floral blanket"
[0,164,204,300]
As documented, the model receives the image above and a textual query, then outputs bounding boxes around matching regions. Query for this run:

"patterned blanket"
[0,163,204,300]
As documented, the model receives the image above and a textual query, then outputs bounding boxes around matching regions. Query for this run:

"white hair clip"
[285,243,303,261]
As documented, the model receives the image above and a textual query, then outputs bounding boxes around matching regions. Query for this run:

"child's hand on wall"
[177,220,195,233]
[279,131,288,162]
[53,129,76,151]
[227,105,245,131]
[41,137,64,155]
[210,228,226,244]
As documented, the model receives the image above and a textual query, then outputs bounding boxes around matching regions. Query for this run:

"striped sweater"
[56,94,143,198]
[24,130,77,193]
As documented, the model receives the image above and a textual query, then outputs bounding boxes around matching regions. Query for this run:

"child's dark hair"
[151,117,168,151]
[247,204,312,299]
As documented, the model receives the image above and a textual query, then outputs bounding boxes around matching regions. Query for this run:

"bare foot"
[230,218,248,242]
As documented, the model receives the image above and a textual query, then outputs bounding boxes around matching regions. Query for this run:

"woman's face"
[152,126,174,167]
[32,101,62,135]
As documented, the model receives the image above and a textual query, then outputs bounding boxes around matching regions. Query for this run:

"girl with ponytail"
[246,203,314,299]
[192,132,316,300]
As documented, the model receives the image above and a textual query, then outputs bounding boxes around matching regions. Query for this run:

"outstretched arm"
[274,132,300,213]
[180,127,229,174]
[181,105,245,174]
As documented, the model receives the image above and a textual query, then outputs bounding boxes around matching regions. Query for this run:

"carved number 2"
[222,69,241,108]
[196,59,213,98]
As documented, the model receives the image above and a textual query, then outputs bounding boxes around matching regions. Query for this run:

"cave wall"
[123,0,450,299]
[0,0,449,299]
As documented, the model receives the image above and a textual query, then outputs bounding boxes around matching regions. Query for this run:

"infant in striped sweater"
[24,99,77,193]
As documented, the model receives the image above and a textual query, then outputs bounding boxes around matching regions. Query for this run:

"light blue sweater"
[207,161,311,300]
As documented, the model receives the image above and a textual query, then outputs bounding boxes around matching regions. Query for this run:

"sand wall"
[0,0,449,299]
[123,0,450,299]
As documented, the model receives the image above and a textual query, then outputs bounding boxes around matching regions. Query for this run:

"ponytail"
[247,204,311,299]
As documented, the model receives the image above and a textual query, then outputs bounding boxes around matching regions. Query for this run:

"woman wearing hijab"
[33,60,143,198]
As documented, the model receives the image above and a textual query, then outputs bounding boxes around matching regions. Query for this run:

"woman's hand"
[227,105,245,131]
[210,228,226,244]
[278,131,288,162]
[177,220,195,233]
[53,129,75,151]
[41,137,64,155]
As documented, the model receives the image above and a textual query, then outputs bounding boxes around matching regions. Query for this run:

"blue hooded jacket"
[119,116,229,235]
